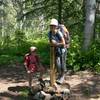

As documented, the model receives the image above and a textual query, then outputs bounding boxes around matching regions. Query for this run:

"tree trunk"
[0,0,7,46]
[58,0,62,23]
[15,0,26,30]
[95,1,100,39]
[1,0,4,38]
[82,0,96,51]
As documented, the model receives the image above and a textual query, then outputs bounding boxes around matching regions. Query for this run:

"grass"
[0,37,50,66]
[0,55,23,66]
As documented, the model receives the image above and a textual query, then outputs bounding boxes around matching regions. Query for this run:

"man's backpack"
[59,25,70,46]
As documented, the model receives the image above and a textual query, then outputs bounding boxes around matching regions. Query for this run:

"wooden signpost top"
[50,46,56,86]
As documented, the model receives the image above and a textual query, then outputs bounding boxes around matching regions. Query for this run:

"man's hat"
[50,18,58,26]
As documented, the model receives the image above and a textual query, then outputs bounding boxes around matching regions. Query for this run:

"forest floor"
[0,64,100,100]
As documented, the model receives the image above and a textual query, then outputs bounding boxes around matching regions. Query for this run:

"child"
[24,46,45,89]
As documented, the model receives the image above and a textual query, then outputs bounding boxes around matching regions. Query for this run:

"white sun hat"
[50,18,58,26]
[30,46,37,52]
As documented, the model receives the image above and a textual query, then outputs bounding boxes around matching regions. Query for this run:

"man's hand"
[65,44,70,48]
[52,40,58,46]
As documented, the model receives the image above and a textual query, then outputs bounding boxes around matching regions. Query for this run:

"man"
[48,18,66,83]
[59,22,70,74]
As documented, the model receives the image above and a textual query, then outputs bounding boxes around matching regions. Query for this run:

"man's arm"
[56,31,65,47]
[48,31,65,47]
[50,38,65,47]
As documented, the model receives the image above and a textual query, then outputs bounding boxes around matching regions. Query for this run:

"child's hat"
[30,46,37,52]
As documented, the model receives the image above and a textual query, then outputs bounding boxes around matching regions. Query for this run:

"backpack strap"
[59,25,70,44]
[48,31,62,42]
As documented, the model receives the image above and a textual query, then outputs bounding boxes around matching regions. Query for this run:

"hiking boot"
[56,75,65,84]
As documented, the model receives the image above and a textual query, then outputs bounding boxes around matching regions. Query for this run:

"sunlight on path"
[0,80,28,92]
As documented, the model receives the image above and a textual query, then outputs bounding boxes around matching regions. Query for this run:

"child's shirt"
[24,53,39,73]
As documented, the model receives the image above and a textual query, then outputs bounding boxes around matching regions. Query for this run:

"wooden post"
[50,46,56,86]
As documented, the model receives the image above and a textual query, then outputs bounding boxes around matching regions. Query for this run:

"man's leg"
[63,48,67,72]
[56,56,62,79]
[57,49,67,83]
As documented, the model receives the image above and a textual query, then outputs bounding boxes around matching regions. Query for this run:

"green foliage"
[0,55,23,66]
[68,32,82,71]
[0,29,50,66]
[93,39,100,73]
[14,30,31,56]
[0,27,100,73]
[66,27,100,73]
[14,30,26,47]
[68,35,100,73]
[34,38,50,65]
[0,0,99,73]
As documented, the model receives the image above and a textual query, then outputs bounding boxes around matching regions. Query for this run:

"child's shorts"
[27,64,37,73]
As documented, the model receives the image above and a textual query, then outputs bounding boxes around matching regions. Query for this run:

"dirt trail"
[0,65,100,100]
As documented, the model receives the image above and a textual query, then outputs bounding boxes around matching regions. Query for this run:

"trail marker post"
[50,46,56,86]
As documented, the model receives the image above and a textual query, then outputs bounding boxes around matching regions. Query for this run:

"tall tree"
[95,0,100,39]
[58,0,62,23]
[82,0,96,51]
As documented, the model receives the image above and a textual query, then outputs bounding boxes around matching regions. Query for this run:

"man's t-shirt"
[48,31,65,56]
[48,31,63,43]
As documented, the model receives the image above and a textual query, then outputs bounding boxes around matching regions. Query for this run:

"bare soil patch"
[0,64,100,100]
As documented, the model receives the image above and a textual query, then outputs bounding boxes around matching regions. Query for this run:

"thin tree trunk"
[22,0,26,31]
[1,0,4,38]
[1,0,5,46]
[58,0,62,23]
[16,0,25,30]
[95,1,100,39]
[82,0,96,51]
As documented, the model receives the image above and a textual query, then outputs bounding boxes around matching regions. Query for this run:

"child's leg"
[39,71,43,79]
[28,73,32,88]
